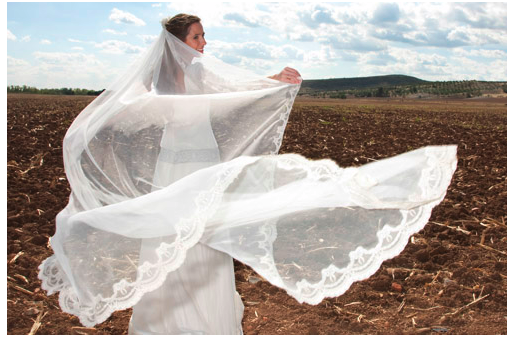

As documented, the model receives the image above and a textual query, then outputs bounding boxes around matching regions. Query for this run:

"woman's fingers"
[279,67,302,84]
[284,67,300,76]
[268,67,302,84]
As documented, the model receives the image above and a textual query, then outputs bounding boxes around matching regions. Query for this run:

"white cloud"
[371,3,400,24]
[33,51,95,65]
[72,46,84,51]
[103,29,127,36]
[447,3,506,30]
[7,55,30,68]
[450,56,506,81]
[40,39,52,45]
[27,51,113,89]
[151,3,162,8]
[453,48,507,59]
[165,2,270,29]
[238,57,275,73]
[288,32,315,42]
[68,38,83,43]
[362,51,398,66]
[138,34,158,44]
[326,35,386,52]
[7,29,17,41]
[94,40,145,55]
[208,40,273,61]
[109,8,146,26]
[223,13,260,28]
[7,55,36,86]
[459,27,506,47]
[299,3,340,29]
[206,40,306,74]
[271,45,305,61]
[302,46,342,68]
[356,47,460,80]
[21,35,31,42]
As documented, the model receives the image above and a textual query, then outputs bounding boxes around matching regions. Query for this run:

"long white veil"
[38,28,457,328]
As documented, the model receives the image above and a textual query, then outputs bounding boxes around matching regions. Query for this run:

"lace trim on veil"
[39,146,455,327]
[248,146,457,304]
[38,161,249,327]
[271,87,299,153]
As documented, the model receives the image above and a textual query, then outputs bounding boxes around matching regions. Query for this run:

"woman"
[130,14,307,335]
[38,13,457,334]
[130,14,283,335]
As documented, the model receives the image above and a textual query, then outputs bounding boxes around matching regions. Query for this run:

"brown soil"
[7,94,507,335]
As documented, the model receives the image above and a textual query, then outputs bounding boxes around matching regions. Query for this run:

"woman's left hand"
[269,67,302,84]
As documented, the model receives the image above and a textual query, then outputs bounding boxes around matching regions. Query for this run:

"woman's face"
[184,22,206,54]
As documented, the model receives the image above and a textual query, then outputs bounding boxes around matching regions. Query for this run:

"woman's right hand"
[268,67,302,84]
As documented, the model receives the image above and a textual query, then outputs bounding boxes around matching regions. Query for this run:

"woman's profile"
[38,13,457,335]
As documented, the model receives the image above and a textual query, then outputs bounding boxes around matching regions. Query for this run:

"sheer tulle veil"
[38,22,457,328]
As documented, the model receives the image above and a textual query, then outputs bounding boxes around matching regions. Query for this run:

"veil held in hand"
[38,28,457,327]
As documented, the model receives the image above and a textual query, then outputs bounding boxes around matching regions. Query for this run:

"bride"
[38,14,457,334]
[130,14,297,334]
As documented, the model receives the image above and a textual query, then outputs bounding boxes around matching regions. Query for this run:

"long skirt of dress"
[128,242,243,335]
[129,125,244,335]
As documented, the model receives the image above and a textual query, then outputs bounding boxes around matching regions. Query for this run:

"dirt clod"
[391,283,403,292]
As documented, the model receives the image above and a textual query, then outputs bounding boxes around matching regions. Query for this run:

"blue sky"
[6,1,508,89]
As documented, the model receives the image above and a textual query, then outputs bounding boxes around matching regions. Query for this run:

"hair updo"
[164,14,201,42]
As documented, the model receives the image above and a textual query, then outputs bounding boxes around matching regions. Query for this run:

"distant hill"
[301,74,428,91]
[7,74,507,99]
[299,74,506,99]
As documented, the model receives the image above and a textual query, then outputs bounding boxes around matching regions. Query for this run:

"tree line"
[7,85,105,96]
[305,80,506,99]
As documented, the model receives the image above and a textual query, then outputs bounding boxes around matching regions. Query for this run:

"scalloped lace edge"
[38,145,456,327]
[282,146,457,304]
[38,163,249,327]
[245,146,457,305]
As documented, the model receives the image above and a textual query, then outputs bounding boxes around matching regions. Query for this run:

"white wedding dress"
[129,99,243,334]
[38,27,457,333]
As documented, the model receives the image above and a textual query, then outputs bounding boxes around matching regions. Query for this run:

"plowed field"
[7,94,507,335]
